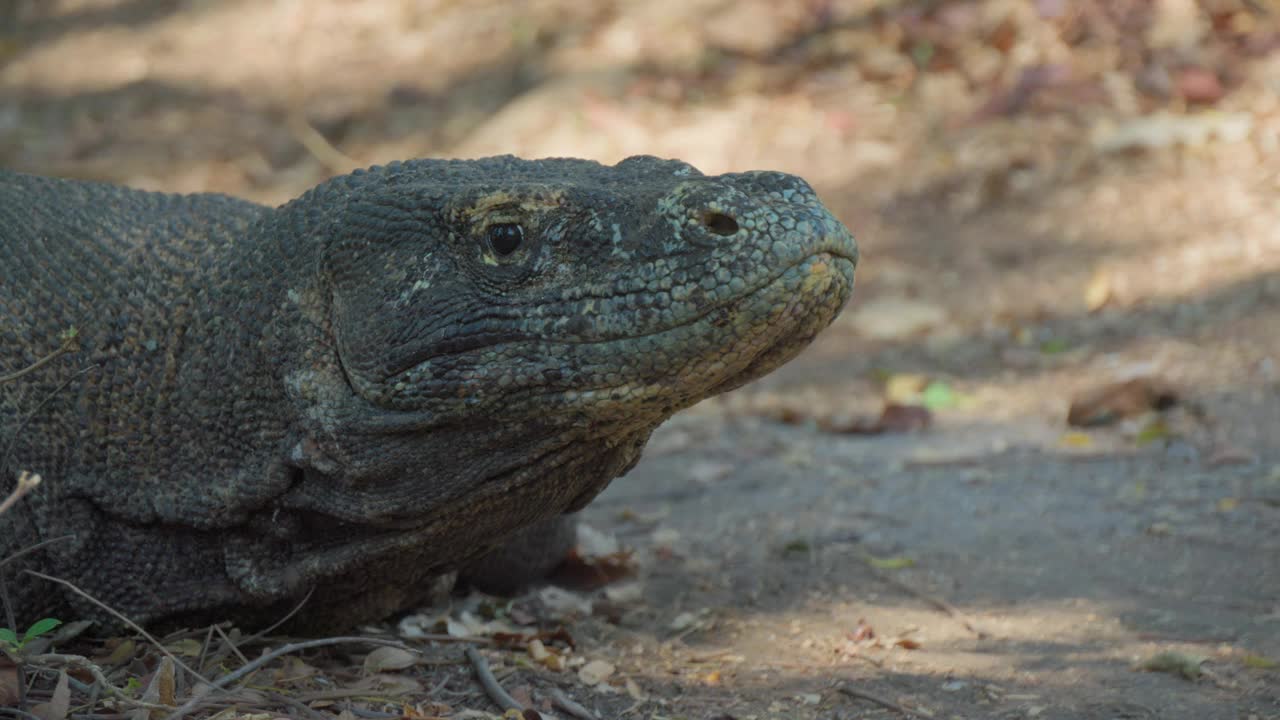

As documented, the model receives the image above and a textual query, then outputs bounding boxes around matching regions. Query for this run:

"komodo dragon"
[0,155,857,631]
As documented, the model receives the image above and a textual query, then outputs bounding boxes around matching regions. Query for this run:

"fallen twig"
[0,471,40,515]
[0,535,75,569]
[860,558,988,638]
[25,653,172,712]
[838,684,935,719]
[550,687,599,720]
[0,331,78,385]
[465,646,524,712]
[214,623,251,666]
[166,636,423,720]
[238,586,316,645]
[22,570,213,684]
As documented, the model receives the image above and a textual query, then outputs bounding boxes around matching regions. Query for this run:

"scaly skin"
[0,155,856,630]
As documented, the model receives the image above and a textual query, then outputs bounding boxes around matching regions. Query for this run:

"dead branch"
[549,687,600,720]
[166,636,425,720]
[838,684,935,719]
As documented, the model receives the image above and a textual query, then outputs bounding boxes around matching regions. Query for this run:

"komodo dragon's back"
[0,156,857,630]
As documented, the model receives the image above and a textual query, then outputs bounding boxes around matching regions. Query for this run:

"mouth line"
[386,249,855,383]
[545,250,854,346]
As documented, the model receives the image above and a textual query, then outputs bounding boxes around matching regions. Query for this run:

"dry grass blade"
[166,636,424,720]
[0,537,75,571]
[0,331,78,385]
[21,571,213,685]
[859,557,988,639]
[0,365,98,475]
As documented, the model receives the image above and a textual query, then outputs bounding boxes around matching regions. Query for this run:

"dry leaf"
[100,638,137,666]
[165,638,204,657]
[1067,378,1180,427]
[32,670,70,720]
[885,374,930,403]
[550,549,637,590]
[0,672,16,708]
[363,646,418,673]
[149,656,176,708]
[1084,269,1113,312]
[1177,67,1222,104]
[820,403,932,435]
[1060,431,1093,448]
[578,659,615,686]
[527,639,567,671]
[625,677,647,700]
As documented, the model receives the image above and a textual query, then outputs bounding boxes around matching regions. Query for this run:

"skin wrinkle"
[2,155,857,630]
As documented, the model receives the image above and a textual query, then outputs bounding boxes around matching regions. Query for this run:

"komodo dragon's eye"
[486,223,524,256]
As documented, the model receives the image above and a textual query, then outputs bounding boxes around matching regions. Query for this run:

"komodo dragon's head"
[250,155,856,620]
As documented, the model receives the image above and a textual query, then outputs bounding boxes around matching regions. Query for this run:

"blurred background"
[3,1,1279,716]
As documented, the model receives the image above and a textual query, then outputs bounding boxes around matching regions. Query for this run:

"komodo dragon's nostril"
[703,211,739,236]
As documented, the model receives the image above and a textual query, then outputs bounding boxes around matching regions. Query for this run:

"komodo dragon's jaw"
[0,155,855,630]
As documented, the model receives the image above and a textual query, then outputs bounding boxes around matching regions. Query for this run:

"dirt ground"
[3,1,1279,718]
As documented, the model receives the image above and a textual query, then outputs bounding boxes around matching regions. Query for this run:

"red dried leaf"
[550,549,636,590]
[877,403,933,433]
[1067,378,1180,427]
[1176,67,1223,104]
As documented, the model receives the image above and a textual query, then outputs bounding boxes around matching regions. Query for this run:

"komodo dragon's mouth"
[380,245,856,401]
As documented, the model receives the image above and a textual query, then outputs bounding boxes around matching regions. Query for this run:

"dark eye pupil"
[488,223,524,256]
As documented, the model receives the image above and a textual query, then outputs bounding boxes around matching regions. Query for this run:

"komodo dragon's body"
[0,155,857,630]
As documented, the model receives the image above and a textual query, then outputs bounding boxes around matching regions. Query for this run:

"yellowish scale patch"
[464,188,567,219]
